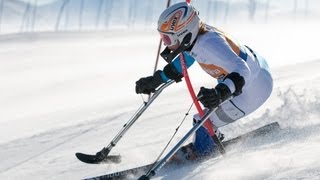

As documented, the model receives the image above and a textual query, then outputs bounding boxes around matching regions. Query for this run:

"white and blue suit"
[159,25,273,156]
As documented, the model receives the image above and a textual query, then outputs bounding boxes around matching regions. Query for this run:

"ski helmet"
[157,2,200,47]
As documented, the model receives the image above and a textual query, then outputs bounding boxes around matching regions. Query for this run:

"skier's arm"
[197,36,247,108]
[135,52,195,94]
[199,35,249,96]
[159,52,195,82]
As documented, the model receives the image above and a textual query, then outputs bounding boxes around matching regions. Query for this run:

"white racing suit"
[160,25,273,157]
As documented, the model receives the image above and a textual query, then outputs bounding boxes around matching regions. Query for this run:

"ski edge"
[83,164,154,180]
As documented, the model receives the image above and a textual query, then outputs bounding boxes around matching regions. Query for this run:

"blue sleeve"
[160,52,196,82]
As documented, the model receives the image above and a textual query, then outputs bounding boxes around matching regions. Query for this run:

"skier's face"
[159,32,179,49]
[159,31,180,51]
[159,32,174,46]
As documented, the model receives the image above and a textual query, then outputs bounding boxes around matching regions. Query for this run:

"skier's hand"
[135,71,164,94]
[197,84,231,109]
[197,87,220,109]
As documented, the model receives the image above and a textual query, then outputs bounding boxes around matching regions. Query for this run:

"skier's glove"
[135,70,164,94]
[197,83,231,109]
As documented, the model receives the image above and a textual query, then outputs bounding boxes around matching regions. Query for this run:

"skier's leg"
[194,67,273,129]
[171,58,273,163]
[193,126,215,156]
[184,67,273,161]
[170,125,215,163]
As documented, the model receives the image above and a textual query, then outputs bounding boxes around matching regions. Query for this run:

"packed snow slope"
[0,23,320,180]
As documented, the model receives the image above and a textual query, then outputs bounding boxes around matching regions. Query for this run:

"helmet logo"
[170,16,178,31]
[177,29,188,37]
[160,10,185,33]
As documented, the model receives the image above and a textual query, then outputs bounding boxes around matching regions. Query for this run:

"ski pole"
[152,0,171,74]
[179,53,226,155]
[76,80,174,164]
[138,107,218,180]
[99,81,174,155]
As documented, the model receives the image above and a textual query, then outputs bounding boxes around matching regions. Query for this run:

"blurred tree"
[21,0,31,32]
[56,0,70,31]
[0,0,4,33]
[128,0,136,28]
[79,0,84,30]
[104,0,113,29]
[265,0,270,23]
[95,0,104,28]
[248,0,256,21]
[206,0,218,23]
[293,0,297,21]
[305,0,309,19]
[223,0,230,23]
[145,0,154,27]
[31,0,37,32]
[64,0,70,30]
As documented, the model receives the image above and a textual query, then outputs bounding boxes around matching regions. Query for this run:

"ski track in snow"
[0,31,320,180]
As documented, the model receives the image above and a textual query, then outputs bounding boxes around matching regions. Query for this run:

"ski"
[83,122,280,180]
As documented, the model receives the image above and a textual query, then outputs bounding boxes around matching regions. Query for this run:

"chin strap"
[160,33,192,63]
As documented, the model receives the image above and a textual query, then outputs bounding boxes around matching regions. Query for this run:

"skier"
[135,2,273,162]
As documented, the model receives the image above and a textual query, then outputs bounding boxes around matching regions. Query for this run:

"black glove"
[197,83,231,109]
[135,70,164,94]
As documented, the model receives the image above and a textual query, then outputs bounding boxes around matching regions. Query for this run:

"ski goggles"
[159,32,177,46]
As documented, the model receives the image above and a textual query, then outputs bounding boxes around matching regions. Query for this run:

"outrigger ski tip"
[75,152,121,164]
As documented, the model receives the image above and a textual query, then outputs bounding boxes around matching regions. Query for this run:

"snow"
[1,22,320,179]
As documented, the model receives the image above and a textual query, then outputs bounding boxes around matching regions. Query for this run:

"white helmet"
[157,2,200,47]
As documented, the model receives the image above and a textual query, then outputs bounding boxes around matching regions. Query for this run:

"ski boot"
[169,142,198,164]
[169,126,224,163]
